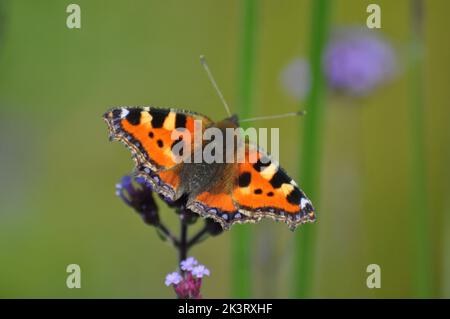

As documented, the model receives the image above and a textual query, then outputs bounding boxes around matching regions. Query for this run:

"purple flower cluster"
[165,257,210,299]
[115,175,221,298]
[324,28,396,96]
[115,176,159,225]
[280,27,397,99]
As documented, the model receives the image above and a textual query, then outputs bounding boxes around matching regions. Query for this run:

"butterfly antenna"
[240,110,307,123]
[200,55,232,117]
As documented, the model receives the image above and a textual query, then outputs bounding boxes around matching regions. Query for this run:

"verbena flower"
[180,257,198,271]
[115,175,220,298]
[115,176,159,226]
[165,258,211,299]
[192,264,210,278]
[323,27,396,96]
[165,272,183,286]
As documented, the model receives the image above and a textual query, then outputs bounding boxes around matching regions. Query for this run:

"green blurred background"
[0,0,449,298]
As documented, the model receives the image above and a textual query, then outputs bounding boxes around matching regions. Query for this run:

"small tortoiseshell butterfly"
[103,107,316,230]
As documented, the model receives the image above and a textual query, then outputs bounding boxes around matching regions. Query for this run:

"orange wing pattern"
[186,145,315,230]
[105,108,315,230]
[186,168,257,230]
[104,107,212,202]
[104,107,212,171]
[232,146,315,230]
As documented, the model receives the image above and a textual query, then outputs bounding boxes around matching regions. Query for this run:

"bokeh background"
[0,0,449,298]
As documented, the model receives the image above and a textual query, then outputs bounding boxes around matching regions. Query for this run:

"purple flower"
[116,175,159,225]
[165,272,183,286]
[166,258,211,298]
[280,27,397,99]
[323,27,396,96]
[192,265,210,278]
[180,257,198,271]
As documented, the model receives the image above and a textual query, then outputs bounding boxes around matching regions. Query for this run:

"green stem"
[232,0,259,298]
[178,211,188,267]
[293,0,332,298]
[409,0,432,298]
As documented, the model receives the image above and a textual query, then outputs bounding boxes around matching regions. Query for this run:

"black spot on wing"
[254,188,262,194]
[171,137,184,156]
[151,109,169,128]
[157,139,164,148]
[286,187,302,205]
[175,113,187,129]
[238,172,251,188]
[126,108,142,125]
[269,170,291,188]
[252,157,271,172]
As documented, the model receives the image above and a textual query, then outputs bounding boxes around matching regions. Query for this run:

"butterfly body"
[104,106,315,230]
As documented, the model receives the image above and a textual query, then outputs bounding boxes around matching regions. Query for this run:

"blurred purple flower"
[115,176,159,225]
[324,28,396,96]
[280,27,396,99]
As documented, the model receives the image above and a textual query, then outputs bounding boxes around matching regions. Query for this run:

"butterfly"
[103,107,315,230]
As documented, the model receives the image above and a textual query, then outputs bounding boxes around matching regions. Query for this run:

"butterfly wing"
[186,145,315,230]
[186,162,259,230]
[232,145,316,230]
[104,106,212,201]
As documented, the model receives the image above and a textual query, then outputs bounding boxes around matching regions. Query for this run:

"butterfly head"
[223,114,239,127]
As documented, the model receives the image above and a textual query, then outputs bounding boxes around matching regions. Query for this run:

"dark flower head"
[116,175,159,226]
[324,27,397,96]
[205,218,223,236]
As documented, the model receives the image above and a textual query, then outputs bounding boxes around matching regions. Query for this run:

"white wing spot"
[300,198,310,209]
[120,108,129,119]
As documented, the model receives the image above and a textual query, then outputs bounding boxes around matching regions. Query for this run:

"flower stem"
[293,0,332,298]
[409,0,432,298]
[157,222,180,248]
[233,0,259,298]
[187,224,209,248]
[179,210,188,266]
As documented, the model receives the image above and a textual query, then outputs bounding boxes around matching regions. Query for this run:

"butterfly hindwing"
[186,162,259,229]
[232,145,315,230]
